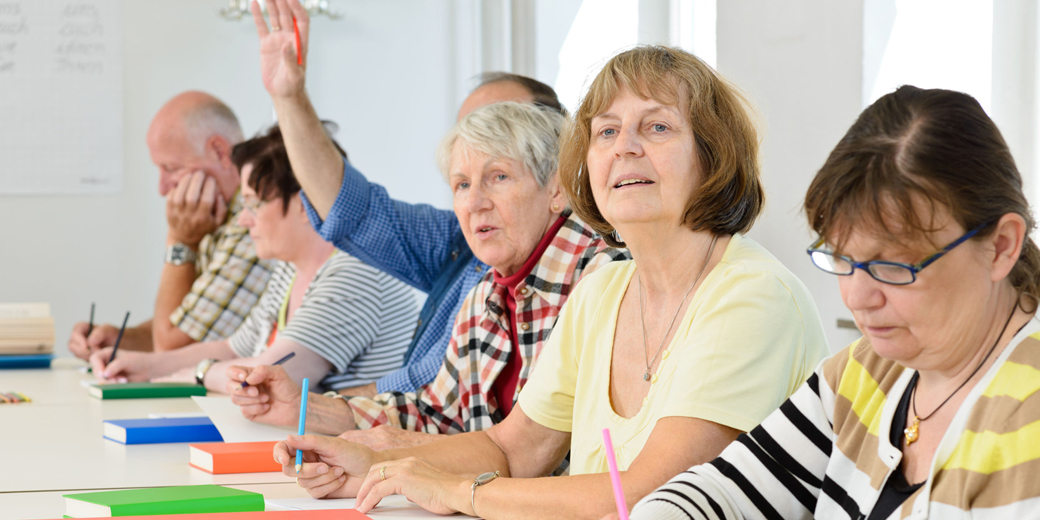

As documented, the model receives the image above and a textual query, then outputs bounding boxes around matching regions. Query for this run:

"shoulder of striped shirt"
[828,327,1040,515]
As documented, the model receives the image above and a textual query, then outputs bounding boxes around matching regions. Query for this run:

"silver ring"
[380,466,387,481]
[271,26,281,31]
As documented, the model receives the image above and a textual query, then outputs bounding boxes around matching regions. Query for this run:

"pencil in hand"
[296,377,309,474]
[234,351,296,391]
[87,302,95,338]
[107,311,131,366]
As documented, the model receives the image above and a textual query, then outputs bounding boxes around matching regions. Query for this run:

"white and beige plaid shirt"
[169,192,273,341]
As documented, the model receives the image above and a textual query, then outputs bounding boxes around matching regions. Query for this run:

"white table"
[0,359,465,519]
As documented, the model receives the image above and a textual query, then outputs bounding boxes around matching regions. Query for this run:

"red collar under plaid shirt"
[346,211,630,434]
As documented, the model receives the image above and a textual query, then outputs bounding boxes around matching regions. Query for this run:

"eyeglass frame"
[805,220,993,285]
[242,197,269,216]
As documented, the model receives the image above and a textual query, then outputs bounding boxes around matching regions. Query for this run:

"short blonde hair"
[559,46,764,246]
[437,101,564,188]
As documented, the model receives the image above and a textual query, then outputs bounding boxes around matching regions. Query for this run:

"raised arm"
[251,0,341,218]
[252,0,463,290]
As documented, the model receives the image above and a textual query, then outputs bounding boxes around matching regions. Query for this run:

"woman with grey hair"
[228,101,628,448]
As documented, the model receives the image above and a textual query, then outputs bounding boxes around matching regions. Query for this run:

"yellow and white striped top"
[632,317,1040,519]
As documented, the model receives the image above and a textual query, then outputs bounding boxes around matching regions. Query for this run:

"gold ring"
[380,466,387,481]
[271,26,281,31]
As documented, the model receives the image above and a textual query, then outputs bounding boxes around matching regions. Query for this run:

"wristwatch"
[165,242,198,266]
[195,358,217,386]
[470,470,499,517]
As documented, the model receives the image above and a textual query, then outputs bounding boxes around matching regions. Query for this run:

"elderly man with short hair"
[68,91,272,357]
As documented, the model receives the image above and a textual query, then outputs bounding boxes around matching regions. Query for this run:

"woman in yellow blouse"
[276,45,828,519]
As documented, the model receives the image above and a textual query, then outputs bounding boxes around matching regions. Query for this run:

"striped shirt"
[171,192,274,341]
[228,250,417,391]
[345,212,630,434]
[631,317,1040,520]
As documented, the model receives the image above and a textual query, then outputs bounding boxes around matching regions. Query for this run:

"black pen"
[87,302,95,338]
[107,311,131,365]
[236,351,296,390]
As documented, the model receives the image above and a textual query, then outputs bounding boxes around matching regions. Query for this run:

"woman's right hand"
[226,364,302,427]
[250,0,309,99]
[275,434,376,498]
[68,322,119,360]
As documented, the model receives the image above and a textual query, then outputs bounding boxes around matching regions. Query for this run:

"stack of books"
[0,303,55,368]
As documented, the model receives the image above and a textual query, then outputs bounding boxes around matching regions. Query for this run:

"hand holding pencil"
[226,363,303,427]
[251,0,310,100]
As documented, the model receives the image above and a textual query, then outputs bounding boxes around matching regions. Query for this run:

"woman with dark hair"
[89,125,418,394]
[631,86,1040,519]
[273,46,827,520]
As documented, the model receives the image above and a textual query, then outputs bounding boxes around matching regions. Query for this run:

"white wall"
[717,0,867,352]
[0,0,458,355]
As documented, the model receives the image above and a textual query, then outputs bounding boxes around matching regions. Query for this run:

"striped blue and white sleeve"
[631,369,837,520]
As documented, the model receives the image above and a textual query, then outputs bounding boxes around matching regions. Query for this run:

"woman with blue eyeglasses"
[627,86,1040,520]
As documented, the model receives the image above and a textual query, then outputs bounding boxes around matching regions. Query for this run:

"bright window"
[864,0,993,111]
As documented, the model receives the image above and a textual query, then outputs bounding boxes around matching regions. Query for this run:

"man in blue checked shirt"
[254,51,564,401]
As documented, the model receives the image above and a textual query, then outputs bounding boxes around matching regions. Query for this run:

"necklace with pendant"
[638,235,718,382]
[904,301,1018,445]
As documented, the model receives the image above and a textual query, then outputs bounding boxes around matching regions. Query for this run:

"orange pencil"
[293,17,302,65]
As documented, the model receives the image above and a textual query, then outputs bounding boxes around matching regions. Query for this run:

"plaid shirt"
[169,192,274,341]
[347,212,630,434]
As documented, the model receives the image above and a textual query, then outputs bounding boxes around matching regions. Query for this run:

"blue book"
[103,417,224,445]
[0,353,53,369]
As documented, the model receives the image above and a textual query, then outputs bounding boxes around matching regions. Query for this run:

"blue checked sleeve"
[374,343,445,393]
[301,160,460,292]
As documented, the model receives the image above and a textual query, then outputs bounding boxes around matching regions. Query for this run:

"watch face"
[168,243,196,265]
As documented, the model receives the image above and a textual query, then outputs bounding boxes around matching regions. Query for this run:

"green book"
[89,382,207,400]
[62,485,263,517]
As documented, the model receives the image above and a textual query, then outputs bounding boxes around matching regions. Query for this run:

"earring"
[552,204,560,212]
[612,229,623,243]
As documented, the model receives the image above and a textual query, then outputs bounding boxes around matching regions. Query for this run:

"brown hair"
[231,123,346,215]
[558,45,764,247]
[804,85,1040,295]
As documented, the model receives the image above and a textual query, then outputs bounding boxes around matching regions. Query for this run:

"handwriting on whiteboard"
[0,0,123,194]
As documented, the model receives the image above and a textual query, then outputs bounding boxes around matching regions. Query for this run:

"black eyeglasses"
[806,221,991,285]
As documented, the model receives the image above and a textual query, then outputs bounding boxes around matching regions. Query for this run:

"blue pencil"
[295,377,309,474]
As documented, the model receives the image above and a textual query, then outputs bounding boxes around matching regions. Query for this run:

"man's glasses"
[806,221,991,285]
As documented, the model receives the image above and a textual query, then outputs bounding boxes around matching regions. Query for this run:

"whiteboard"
[0,0,122,194]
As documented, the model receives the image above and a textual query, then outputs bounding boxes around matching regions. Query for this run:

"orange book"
[188,441,282,474]
[49,510,369,519]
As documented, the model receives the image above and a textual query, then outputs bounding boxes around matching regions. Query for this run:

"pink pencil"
[603,428,630,520]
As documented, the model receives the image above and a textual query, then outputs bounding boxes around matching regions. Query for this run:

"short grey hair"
[183,99,244,154]
[437,101,564,187]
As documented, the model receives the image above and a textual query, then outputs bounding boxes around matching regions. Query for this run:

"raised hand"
[251,0,309,99]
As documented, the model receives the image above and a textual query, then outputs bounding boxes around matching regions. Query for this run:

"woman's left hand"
[354,457,471,515]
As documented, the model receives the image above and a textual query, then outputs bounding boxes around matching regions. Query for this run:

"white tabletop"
[0,360,460,519]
